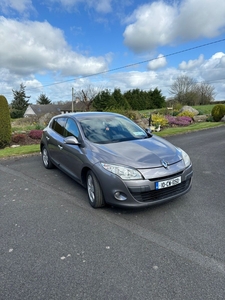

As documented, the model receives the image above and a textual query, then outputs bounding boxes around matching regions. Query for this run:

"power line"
[1,38,225,98]
[24,38,225,92]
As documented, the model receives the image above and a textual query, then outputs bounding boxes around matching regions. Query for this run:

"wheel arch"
[81,166,103,189]
[81,166,92,187]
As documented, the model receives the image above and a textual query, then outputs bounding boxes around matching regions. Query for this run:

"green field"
[140,104,216,116]
[192,105,215,115]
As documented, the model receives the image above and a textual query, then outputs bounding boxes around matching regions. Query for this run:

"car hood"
[90,135,182,168]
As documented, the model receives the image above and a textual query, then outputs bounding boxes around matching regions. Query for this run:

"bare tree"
[169,75,215,105]
[169,75,196,104]
[73,85,102,111]
[195,82,215,105]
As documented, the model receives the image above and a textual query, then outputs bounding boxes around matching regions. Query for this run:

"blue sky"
[0,0,225,104]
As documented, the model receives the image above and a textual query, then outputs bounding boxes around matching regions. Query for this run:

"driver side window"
[64,118,80,138]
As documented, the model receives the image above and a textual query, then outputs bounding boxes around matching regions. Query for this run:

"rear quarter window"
[51,118,67,136]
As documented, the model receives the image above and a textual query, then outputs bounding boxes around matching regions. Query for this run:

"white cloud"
[179,54,204,70]
[95,0,112,13]
[49,0,113,13]
[123,2,175,52]
[148,54,167,70]
[123,0,225,53]
[199,52,225,83]
[211,52,225,63]
[176,0,225,40]
[0,0,33,15]
[0,17,109,77]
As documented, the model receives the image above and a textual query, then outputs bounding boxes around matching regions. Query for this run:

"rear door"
[60,117,85,182]
[47,117,67,166]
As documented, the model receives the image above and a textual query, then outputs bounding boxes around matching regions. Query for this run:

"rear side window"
[51,118,67,136]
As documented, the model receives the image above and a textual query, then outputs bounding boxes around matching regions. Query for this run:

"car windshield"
[79,115,148,144]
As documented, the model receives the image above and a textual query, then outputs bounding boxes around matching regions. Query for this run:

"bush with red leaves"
[11,134,26,143]
[28,130,43,139]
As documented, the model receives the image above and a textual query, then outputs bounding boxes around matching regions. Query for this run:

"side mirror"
[64,136,80,145]
[145,128,152,136]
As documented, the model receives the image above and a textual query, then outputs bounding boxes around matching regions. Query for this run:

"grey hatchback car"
[40,112,193,208]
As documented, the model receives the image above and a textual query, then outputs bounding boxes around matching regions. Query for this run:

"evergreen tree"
[0,95,11,148]
[37,93,51,105]
[138,90,148,110]
[148,88,166,108]
[105,94,117,110]
[112,88,130,109]
[93,90,112,111]
[124,89,139,110]
[11,83,30,112]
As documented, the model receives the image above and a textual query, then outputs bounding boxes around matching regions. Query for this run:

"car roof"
[54,111,122,120]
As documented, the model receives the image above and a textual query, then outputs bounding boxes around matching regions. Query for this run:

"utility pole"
[72,87,74,112]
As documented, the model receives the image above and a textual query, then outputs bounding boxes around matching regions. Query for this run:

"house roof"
[24,103,73,116]
[32,104,61,115]
[24,101,87,117]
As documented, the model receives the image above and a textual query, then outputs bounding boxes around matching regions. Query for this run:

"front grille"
[149,171,183,182]
[130,179,191,203]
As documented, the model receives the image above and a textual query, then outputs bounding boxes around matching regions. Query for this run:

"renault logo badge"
[161,159,168,169]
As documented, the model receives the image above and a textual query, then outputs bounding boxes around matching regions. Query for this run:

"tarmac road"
[0,126,225,300]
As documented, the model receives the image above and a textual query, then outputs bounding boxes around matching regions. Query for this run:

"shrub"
[197,110,204,115]
[0,95,11,148]
[35,123,44,130]
[206,115,214,122]
[109,109,141,120]
[11,133,26,143]
[125,110,142,120]
[211,104,225,122]
[172,110,179,116]
[177,111,195,118]
[166,115,192,126]
[151,114,168,127]
[28,130,43,139]
[10,109,24,119]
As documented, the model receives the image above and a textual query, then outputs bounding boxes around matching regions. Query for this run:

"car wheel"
[42,146,54,169]
[86,170,105,208]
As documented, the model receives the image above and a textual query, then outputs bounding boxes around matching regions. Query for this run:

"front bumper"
[94,162,193,208]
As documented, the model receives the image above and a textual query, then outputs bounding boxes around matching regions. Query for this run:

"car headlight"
[101,163,142,180]
[177,147,191,168]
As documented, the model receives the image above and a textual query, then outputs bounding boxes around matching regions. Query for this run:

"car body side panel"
[58,143,87,183]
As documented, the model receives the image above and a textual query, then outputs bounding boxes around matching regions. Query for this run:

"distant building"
[24,102,86,117]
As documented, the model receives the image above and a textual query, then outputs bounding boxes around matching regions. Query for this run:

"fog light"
[114,192,127,201]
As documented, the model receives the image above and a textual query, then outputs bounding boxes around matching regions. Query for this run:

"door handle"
[58,145,63,150]
[46,136,50,141]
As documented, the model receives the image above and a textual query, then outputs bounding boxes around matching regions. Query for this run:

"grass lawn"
[0,144,40,159]
[140,104,216,116]
[192,104,215,115]
[155,122,224,137]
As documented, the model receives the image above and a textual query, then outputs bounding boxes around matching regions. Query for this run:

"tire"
[42,146,54,169]
[86,170,105,208]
